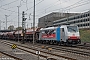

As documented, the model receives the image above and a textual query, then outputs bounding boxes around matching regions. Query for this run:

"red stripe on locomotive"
[42,34,56,38]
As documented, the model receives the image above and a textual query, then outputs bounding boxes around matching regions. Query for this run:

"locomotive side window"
[62,28,64,32]
[41,31,45,34]
[53,30,56,34]
[43,29,56,34]
[49,30,55,34]
[45,30,49,34]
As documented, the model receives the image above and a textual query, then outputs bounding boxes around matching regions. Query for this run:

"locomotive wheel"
[58,43,61,46]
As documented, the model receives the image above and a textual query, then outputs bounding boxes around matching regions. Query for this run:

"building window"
[86,14,88,17]
[81,15,83,18]
[83,19,85,22]
[81,19,83,22]
[86,23,87,26]
[78,25,79,27]
[82,14,85,17]
[88,13,89,16]
[77,16,79,19]
[88,18,89,21]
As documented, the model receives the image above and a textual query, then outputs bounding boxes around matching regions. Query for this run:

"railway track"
[22,41,90,56]
[75,43,90,50]
[0,47,22,60]
[1,40,76,60]
[25,42,90,56]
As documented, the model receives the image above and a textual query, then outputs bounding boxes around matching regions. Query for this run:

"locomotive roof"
[40,25,78,31]
[40,27,58,30]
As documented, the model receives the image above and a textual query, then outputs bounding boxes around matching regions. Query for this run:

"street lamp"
[33,0,35,45]
[1,21,5,30]
[5,15,10,30]
[5,15,7,30]
[17,6,20,42]
[0,20,1,30]
[29,13,31,20]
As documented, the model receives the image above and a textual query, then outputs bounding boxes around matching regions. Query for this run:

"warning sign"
[11,44,17,49]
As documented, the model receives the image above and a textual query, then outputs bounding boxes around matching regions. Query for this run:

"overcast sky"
[0,0,90,30]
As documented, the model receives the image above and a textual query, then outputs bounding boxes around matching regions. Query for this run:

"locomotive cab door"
[60,28,66,42]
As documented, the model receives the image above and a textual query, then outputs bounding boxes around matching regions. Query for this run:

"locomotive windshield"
[67,26,78,32]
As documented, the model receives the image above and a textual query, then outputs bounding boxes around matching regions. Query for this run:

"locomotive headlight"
[78,40,80,42]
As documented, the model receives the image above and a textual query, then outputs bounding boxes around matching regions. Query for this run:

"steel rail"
[0,50,22,60]
[2,40,76,60]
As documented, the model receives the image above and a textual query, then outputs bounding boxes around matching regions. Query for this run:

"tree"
[8,25,14,30]
[16,27,22,30]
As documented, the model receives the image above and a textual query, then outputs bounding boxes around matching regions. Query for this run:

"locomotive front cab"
[66,26,81,44]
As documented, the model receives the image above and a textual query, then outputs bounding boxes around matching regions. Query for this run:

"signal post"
[22,11,27,44]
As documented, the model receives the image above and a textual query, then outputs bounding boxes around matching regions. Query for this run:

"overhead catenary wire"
[37,0,70,13]
[0,0,24,29]
[19,0,33,7]
[37,0,90,16]
[0,0,88,15]
[0,0,56,19]
[0,7,19,13]
[63,0,89,10]
[63,0,84,10]
[0,0,32,26]
[5,6,18,10]
[25,0,89,26]
[0,0,50,21]
[0,0,5,2]
[39,0,84,14]
[0,0,89,16]
[59,0,90,11]
[65,1,90,11]
[25,0,45,12]
[26,0,28,10]
[21,0,26,3]
[0,0,90,29]
[0,0,32,15]
[0,0,32,14]
[19,0,24,7]
[35,0,70,13]
[0,0,19,8]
